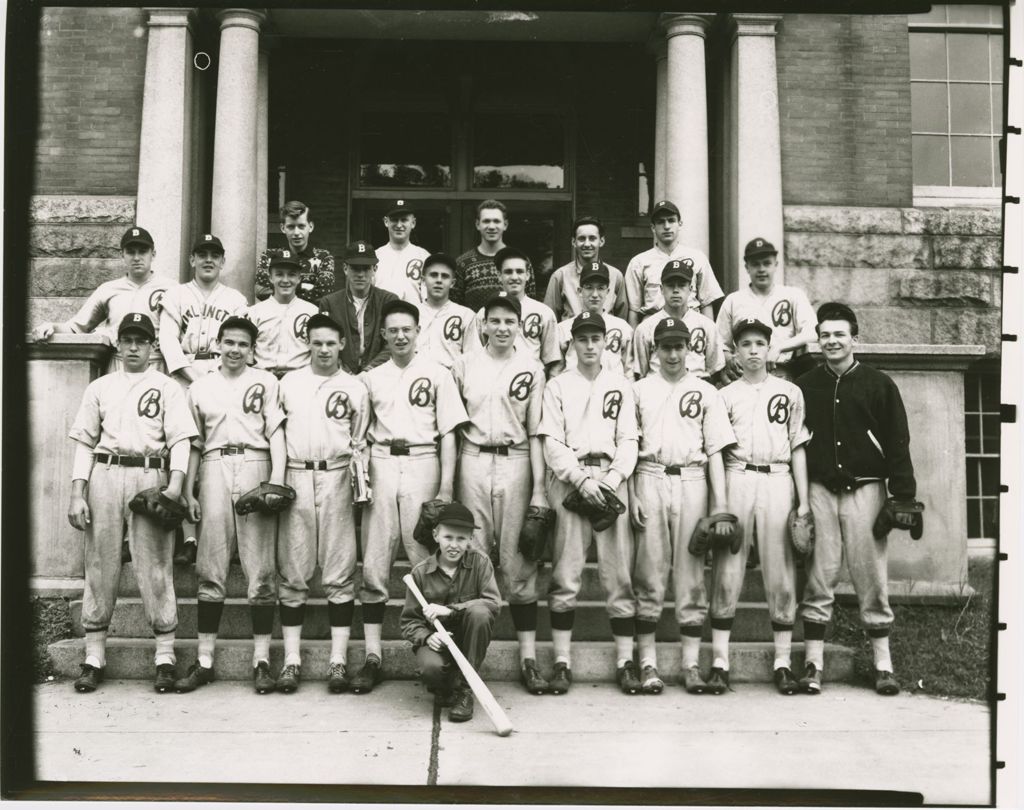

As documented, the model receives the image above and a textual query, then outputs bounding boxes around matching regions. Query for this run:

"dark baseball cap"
[344,240,377,265]
[435,502,478,530]
[269,250,302,270]
[218,315,258,342]
[121,226,154,250]
[381,298,420,325]
[661,259,694,285]
[653,316,690,344]
[744,237,778,260]
[192,233,225,254]
[571,310,606,336]
[482,291,522,319]
[732,317,773,343]
[423,252,458,275]
[580,261,610,287]
[385,199,416,218]
[651,200,680,221]
[117,312,156,341]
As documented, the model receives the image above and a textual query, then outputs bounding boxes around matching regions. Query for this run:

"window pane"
[992,85,1003,132]
[359,112,452,188]
[966,459,980,495]
[966,414,981,454]
[473,114,564,189]
[911,83,948,132]
[980,374,1000,411]
[982,498,999,538]
[911,6,947,22]
[947,4,995,24]
[990,35,1003,82]
[982,414,1000,454]
[913,135,950,185]
[951,135,993,185]
[950,84,992,134]
[910,33,947,80]
[981,457,999,493]
[966,498,980,537]
[948,33,990,81]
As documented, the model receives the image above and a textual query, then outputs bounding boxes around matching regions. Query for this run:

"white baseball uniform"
[556,314,634,378]
[375,242,429,301]
[158,280,248,381]
[543,260,628,320]
[716,284,816,367]
[624,245,723,316]
[464,296,562,367]
[415,299,476,369]
[246,296,319,375]
[632,308,725,380]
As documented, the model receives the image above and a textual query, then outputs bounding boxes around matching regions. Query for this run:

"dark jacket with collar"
[317,285,398,375]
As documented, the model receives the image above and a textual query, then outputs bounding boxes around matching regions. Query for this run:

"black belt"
[194,351,218,360]
[665,465,683,475]
[95,453,166,470]
[218,446,247,456]
[390,444,410,456]
[304,460,329,470]
[745,463,771,473]
[479,445,510,456]
[581,455,607,466]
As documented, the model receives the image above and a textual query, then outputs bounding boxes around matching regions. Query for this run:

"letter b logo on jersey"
[443,316,463,342]
[407,259,423,281]
[243,384,265,414]
[689,327,706,354]
[509,371,533,402]
[679,390,703,419]
[293,313,310,341]
[148,289,164,313]
[523,313,541,340]
[325,390,350,420]
[767,394,790,424]
[606,329,622,353]
[408,377,433,407]
[602,390,623,420]
[772,300,792,328]
[137,388,161,418]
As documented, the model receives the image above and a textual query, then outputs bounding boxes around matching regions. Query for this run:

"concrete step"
[48,637,854,684]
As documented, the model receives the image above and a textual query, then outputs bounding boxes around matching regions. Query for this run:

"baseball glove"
[789,509,815,556]
[562,488,627,533]
[518,505,555,562]
[413,498,449,548]
[129,487,189,530]
[234,482,297,516]
[688,513,742,556]
[872,498,925,540]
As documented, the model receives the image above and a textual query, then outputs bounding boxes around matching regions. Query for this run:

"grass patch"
[828,559,994,701]
[31,597,73,683]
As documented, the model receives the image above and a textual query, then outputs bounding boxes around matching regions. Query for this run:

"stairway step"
[47,637,853,684]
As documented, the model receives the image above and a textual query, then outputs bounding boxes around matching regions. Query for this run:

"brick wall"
[776,14,913,207]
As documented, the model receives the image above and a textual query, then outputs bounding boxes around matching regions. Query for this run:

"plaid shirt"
[255,245,336,303]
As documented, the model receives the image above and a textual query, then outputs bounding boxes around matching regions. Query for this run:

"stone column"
[651,39,668,202]
[211,8,265,299]
[255,45,270,260]
[135,8,197,283]
[731,14,785,282]
[661,13,714,254]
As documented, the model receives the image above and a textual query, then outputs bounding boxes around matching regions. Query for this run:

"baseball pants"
[196,451,277,605]
[800,481,893,630]
[80,464,177,634]
[631,462,709,627]
[712,467,797,624]
[278,461,358,607]
[415,603,495,687]
[547,462,635,619]
[457,444,536,604]
[359,448,438,605]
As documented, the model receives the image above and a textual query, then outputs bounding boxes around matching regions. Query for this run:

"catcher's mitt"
[518,505,555,562]
[413,498,449,548]
[872,498,925,540]
[562,488,627,533]
[789,509,815,556]
[234,482,296,515]
[129,487,188,530]
[688,513,741,556]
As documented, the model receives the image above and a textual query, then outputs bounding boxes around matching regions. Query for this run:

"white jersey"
[279,366,369,461]
[716,284,817,365]
[374,242,429,302]
[544,260,627,320]
[246,296,319,373]
[633,373,735,467]
[624,244,723,316]
[416,299,476,369]
[66,274,171,346]
[556,314,634,378]
[158,280,248,375]
[720,375,811,466]
[187,367,285,452]
[464,296,562,367]
[633,308,725,379]
[451,348,545,447]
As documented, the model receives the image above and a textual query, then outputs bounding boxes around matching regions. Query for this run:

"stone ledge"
[30,223,127,258]
[29,258,123,297]
[30,195,136,224]
[807,342,988,371]
[784,204,1001,236]
[26,332,113,362]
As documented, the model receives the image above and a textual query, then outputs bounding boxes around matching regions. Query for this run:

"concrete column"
[731,14,785,282]
[661,13,714,254]
[651,39,668,202]
[135,8,197,283]
[211,8,265,299]
[255,45,270,260]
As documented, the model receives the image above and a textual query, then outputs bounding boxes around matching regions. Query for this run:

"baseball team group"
[33,197,925,725]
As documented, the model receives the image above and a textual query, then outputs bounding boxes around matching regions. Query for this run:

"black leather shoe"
[327,662,349,693]
[254,661,276,694]
[74,663,103,693]
[448,687,474,722]
[875,669,900,696]
[774,666,798,695]
[349,655,383,694]
[799,662,822,694]
[640,664,664,695]
[520,657,549,695]
[277,664,301,694]
[154,663,176,693]
[616,660,642,695]
[706,666,730,695]
[549,662,572,695]
[174,661,215,693]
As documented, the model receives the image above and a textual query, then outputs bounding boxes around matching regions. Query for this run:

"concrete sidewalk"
[33,678,990,804]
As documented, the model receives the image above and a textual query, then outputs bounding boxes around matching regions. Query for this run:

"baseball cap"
[116,312,156,341]
[661,259,694,286]
[580,261,610,287]
[435,502,478,530]
[653,316,690,345]
[192,233,225,254]
[650,200,680,221]
[381,298,420,325]
[732,317,773,343]
[218,315,258,342]
[423,252,458,275]
[482,291,522,319]
[120,226,154,250]
[269,250,302,270]
[570,311,606,336]
[385,199,416,219]
[344,240,377,265]
[743,237,778,260]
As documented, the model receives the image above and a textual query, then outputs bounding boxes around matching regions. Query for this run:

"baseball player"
[716,238,816,382]
[33,225,169,373]
[632,260,724,382]
[66,313,197,693]
[629,317,735,695]
[537,312,640,694]
[415,253,475,369]
[254,200,335,302]
[352,299,469,694]
[450,292,550,694]
[543,216,628,320]
[247,251,319,377]
[717,318,811,695]
[174,315,287,695]
[624,200,723,328]
[453,199,537,311]
[375,199,429,301]
[556,261,633,378]
[275,313,369,694]
[797,302,918,696]
[463,247,562,377]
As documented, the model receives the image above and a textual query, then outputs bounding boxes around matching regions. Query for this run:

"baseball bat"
[402,574,513,737]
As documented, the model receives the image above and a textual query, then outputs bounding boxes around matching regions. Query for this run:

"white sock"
[614,635,634,668]
[711,628,731,671]
[773,630,793,670]
[551,629,572,665]
[681,635,701,669]
[252,634,271,667]
[198,633,217,669]
[637,632,657,670]
[330,626,351,666]
[282,625,302,667]
[364,624,383,660]
[517,631,537,664]
[154,631,175,667]
[85,630,107,669]
[805,638,825,672]
[871,636,893,672]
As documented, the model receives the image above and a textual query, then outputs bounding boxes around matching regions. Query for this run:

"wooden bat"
[402,573,513,737]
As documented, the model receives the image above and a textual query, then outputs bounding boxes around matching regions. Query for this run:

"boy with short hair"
[555,261,633,378]
[375,199,429,301]
[254,200,335,302]
[416,253,476,369]
[543,215,628,320]
[247,251,320,377]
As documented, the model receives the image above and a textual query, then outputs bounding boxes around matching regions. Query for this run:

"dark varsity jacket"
[316,285,398,375]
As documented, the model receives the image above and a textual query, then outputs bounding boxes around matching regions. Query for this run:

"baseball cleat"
[277,664,301,694]
[253,661,276,694]
[448,687,474,723]
[349,654,383,694]
[154,663,177,693]
[874,669,900,696]
[174,661,215,693]
[706,667,730,695]
[520,657,549,695]
[640,664,664,694]
[549,662,572,695]
[681,665,706,694]
[774,666,799,695]
[799,662,822,694]
[74,663,103,693]
[327,662,349,693]
[616,660,642,695]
